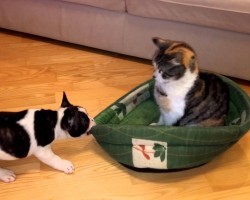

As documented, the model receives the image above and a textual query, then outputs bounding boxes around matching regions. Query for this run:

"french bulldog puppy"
[0,92,95,183]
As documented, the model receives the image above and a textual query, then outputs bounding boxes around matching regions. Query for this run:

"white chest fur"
[17,109,39,157]
[55,108,69,139]
[155,70,197,125]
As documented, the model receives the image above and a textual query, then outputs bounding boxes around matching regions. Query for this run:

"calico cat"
[152,37,229,126]
[0,92,95,183]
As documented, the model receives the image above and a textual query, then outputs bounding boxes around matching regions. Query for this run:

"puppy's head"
[60,92,95,137]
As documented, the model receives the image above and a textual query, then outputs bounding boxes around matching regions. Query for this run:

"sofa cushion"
[62,0,126,12]
[126,0,250,34]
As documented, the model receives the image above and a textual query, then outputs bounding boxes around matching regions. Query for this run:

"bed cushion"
[91,75,250,170]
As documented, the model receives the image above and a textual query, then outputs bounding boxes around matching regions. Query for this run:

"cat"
[152,37,229,127]
[0,92,95,183]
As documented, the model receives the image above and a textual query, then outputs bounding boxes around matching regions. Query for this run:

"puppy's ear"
[152,37,172,49]
[61,92,73,108]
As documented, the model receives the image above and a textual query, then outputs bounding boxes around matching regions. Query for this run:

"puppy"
[0,92,95,183]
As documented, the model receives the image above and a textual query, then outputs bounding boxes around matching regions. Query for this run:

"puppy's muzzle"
[87,117,96,135]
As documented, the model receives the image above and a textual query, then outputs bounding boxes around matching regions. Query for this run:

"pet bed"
[91,75,250,170]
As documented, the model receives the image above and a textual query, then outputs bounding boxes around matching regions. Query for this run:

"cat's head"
[152,37,199,83]
[60,92,95,137]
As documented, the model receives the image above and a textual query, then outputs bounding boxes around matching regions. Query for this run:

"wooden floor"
[0,29,249,200]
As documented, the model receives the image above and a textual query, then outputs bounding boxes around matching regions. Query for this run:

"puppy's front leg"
[34,146,75,174]
[0,168,16,183]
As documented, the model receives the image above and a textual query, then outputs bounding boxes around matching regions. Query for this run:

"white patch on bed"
[132,138,168,169]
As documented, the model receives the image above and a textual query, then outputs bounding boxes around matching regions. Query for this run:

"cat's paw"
[150,122,158,126]
[0,168,16,183]
[59,160,75,174]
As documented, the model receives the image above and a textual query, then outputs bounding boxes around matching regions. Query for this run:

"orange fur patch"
[194,80,205,98]
[155,94,170,112]
[200,118,225,126]
[165,43,199,74]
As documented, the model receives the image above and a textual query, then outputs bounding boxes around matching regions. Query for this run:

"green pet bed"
[91,75,250,170]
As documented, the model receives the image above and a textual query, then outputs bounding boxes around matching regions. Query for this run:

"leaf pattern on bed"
[230,110,247,125]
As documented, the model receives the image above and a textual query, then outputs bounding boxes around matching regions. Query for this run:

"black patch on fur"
[175,73,229,126]
[0,110,30,158]
[153,41,187,81]
[0,110,28,122]
[156,86,167,96]
[34,110,58,147]
[167,64,186,80]
[155,52,186,80]
[61,107,90,137]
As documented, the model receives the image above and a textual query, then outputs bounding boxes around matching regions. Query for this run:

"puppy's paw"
[59,160,75,174]
[0,168,16,183]
[150,122,158,126]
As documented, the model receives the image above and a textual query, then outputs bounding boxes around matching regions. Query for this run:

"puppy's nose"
[90,118,96,126]
[153,75,156,79]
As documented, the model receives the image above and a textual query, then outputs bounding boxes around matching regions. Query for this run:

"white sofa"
[0,0,249,80]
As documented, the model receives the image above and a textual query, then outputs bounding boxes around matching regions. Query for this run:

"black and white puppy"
[0,92,95,183]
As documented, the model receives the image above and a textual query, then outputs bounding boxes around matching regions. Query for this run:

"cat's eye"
[162,73,172,79]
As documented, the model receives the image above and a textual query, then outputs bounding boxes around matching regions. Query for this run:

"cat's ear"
[61,92,73,108]
[152,37,172,49]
